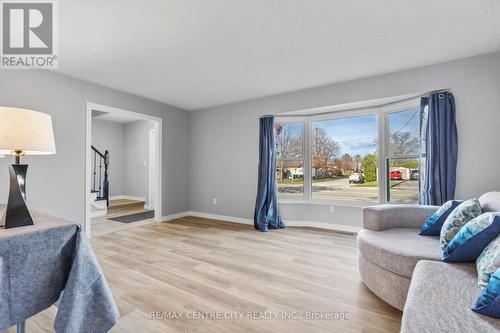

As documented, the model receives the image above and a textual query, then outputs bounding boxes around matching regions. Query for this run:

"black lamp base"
[1,164,33,229]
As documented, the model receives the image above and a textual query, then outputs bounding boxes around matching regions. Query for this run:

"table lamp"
[0,107,56,229]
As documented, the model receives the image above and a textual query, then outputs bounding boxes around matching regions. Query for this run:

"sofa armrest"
[363,204,439,231]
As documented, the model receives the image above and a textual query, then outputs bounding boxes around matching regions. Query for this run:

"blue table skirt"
[0,208,119,332]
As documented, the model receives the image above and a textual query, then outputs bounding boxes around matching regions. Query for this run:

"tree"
[354,154,362,172]
[275,123,302,160]
[341,153,354,172]
[275,123,302,181]
[362,154,378,182]
[390,132,419,157]
[333,158,342,170]
[311,127,340,177]
[399,159,419,170]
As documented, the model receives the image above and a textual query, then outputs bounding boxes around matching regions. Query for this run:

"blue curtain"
[420,92,458,205]
[254,116,285,232]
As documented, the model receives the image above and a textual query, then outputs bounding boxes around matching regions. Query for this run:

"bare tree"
[311,127,340,177]
[275,123,302,180]
[354,154,362,172]
[341,153,354,172]
[390,132,419,157]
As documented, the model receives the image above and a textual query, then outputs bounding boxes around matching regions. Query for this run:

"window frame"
[276,98,421,206]
[274,119,307,199]
[386,108,422,203]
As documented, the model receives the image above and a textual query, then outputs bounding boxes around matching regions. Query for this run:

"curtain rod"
[262,88,450,118]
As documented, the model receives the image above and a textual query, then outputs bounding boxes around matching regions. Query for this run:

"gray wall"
[91,118,126,197]
[2,52,498,229]
[91,118,154,201]
[0,70,189,223]
[123,120,154,201]
[188,51,500,228]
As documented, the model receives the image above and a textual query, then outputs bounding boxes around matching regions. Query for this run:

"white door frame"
[147,128,157,210]
[85,102,163,237]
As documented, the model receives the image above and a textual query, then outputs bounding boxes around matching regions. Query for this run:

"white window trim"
[276,98,421,205]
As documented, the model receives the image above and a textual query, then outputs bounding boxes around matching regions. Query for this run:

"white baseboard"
[187,211,253,225]
[161,211,190,222]
[109,195,146,202]
[284,220,360,234]
[178,211,360,234]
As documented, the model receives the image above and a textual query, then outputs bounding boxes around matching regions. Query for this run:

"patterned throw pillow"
[443,213,500,262]
[477,234,500,289]
[472,268,500,318]
[440,198,481,250]
[420,200,462,235]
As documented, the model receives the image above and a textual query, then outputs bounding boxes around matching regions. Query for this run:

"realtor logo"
[1,0,57,68]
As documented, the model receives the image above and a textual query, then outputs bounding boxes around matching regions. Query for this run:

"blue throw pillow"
[440,198,482,250]
[477,234,500,289]
[420,200,462,235]
[472,268,500,318]
[443,213,500,262]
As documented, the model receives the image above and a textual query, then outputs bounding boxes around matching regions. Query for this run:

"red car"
[390,170,403,180]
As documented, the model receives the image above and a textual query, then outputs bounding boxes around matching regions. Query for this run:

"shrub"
[362,154,378,182]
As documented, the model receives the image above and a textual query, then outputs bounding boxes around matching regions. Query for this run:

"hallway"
[91,199,154,236]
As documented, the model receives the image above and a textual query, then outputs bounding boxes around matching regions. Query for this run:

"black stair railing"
[91,145,109,206]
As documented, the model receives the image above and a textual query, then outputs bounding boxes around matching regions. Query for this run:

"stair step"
[107,199,145,212]
[90,192,99,202]
[91,200,107,209]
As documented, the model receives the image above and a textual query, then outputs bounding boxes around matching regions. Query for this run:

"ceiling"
[58,1,500,110]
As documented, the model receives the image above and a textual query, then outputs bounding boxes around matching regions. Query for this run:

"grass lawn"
[313,177,347,183]
[354,181,378,188]
[277,178,304,185]
[353,180,411,188]
[277,176,347,185]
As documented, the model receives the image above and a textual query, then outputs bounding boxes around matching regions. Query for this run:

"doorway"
[148,128,157,210]
[85,103,162,237]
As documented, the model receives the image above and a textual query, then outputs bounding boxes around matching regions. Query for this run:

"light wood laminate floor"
[6,217,402,332]
[91,204,153,237]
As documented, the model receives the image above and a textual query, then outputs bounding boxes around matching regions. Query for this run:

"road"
[278,178,419,203]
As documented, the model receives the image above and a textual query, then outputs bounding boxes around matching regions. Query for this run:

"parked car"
[410,170,419,180]
[349,172,365,184]
[390,170,403,180]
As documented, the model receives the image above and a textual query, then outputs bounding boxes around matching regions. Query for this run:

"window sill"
[278,199,375,208]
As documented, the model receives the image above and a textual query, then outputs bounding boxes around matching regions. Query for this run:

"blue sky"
[312,108,419,157]
[389,108,419,137]
[278,108,419,157]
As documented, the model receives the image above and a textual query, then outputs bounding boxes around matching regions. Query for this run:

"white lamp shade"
[0,107,56,155]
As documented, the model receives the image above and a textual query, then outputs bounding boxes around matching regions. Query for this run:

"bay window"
[311,114,378,203]
[387,108,420,203]
[275,100,422,204]
[275,122,304,199]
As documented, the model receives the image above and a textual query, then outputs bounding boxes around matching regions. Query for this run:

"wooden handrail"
[91,145,106,158]
[91,146,110,207]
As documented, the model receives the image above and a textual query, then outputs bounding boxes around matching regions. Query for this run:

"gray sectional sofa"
[358,192,500,333]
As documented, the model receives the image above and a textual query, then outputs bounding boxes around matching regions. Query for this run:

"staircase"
[107,199,146,214]
[90,146,109,218]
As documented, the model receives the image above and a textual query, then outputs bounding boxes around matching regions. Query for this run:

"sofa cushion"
[420,200,462,236]
[473,268,500,318]
[479,192,500,213]
[477,234,500,288]
[444,213,500,262]
[440,198,482,250]
[401,261,500,333]
[357,228,442,278]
